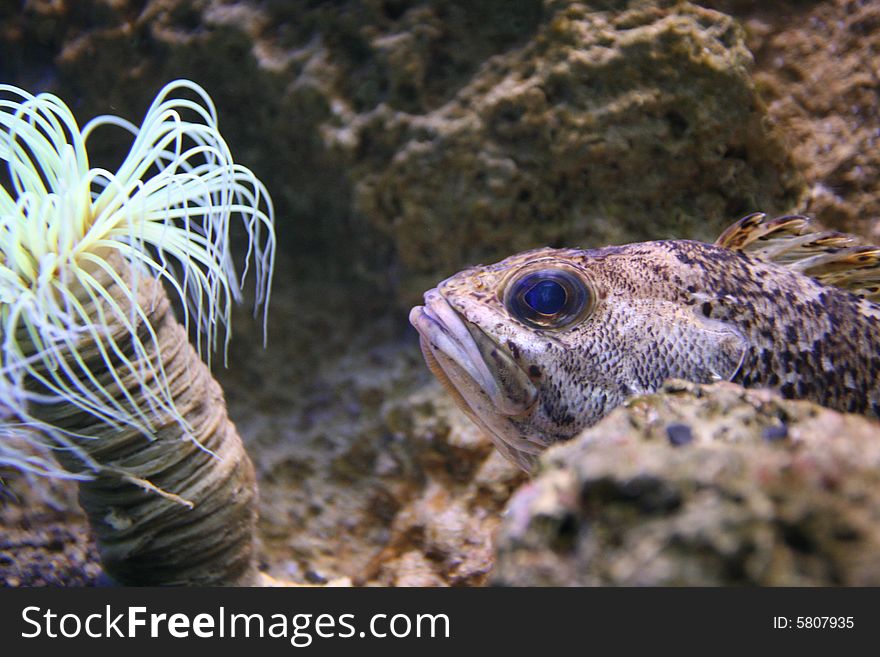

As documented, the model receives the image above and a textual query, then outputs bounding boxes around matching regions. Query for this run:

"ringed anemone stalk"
[0,80,275,585]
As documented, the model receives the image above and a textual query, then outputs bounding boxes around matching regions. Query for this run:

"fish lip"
[409,290,537,418]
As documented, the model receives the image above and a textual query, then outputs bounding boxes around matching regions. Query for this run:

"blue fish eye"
[524,280,567,315]
[504,268,592,330]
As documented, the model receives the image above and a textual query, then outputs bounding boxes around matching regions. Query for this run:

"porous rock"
[344,1,805,303]
[492,380,880,586]
[1,1,804,305]
[704,0,880,240]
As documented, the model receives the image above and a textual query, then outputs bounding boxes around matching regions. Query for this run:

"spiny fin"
[715,213,880,302]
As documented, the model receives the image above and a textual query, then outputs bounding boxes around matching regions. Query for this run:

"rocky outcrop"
[493,380,880,586]
[1,1,804,305]
[344,2,805,303]
[704,0,880,240]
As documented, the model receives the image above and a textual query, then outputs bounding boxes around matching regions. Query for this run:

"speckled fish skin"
[410,224,880,472]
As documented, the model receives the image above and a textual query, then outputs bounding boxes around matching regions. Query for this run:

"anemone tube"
[0,80,276,585]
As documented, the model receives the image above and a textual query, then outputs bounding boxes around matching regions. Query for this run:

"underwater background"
[2,0,880,586]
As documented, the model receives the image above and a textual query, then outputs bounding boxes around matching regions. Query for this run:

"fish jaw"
[409,289,542,466]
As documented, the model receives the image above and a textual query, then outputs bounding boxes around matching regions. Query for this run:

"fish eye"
[504,268,592,329]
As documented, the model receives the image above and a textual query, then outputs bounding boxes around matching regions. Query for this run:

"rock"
[1,1,804,306]
[0,0,548,299]
[703,0,880,242]
[492,380,880,586]
[214,272,526,586]
[344,1,804,303]
[250,367,526,586]
[0,471,102,586]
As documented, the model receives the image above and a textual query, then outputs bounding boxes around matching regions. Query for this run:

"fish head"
[409,247,611,471]
[410,243,748,471]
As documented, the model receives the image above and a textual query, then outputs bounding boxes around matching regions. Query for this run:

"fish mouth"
[409,289,542,466]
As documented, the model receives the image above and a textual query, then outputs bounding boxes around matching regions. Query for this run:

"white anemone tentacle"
[0,79,275,481]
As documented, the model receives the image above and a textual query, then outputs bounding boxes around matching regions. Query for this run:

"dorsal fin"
[715,213,880,302]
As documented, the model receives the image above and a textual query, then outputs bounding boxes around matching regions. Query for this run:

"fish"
[409,213,880,471]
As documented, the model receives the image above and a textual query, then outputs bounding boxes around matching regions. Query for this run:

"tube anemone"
[0,80,275,585]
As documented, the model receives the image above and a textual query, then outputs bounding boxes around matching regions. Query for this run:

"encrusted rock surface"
[344,1,804,303]
[493,381,880,586]
[0,0,804,305]
[705,0,880,240]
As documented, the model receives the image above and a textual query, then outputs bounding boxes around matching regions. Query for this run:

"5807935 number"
[773,616,854,629]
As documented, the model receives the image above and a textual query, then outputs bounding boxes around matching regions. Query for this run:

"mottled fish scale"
[410,214,880,471]
[663,240,880,416]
